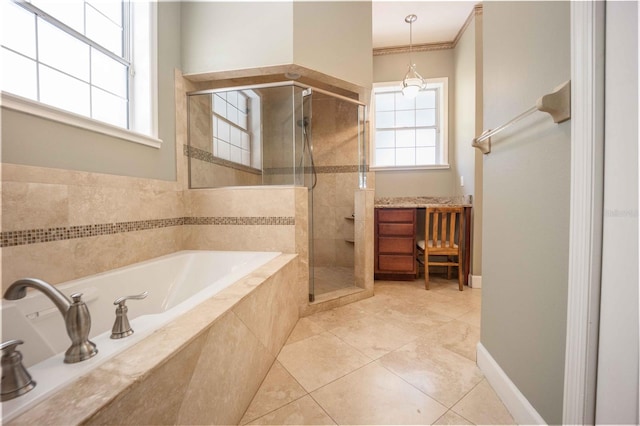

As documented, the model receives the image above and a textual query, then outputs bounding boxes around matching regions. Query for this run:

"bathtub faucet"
[4,278,98,363]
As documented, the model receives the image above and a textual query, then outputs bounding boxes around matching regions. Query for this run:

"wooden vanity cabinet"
[374,208,417,280]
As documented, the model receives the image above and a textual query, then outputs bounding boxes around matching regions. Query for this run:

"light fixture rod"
[405,14,417,65]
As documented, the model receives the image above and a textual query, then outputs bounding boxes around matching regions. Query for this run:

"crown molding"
[373,41,453,56]
[373,3,483,56]
[452,3,483,48]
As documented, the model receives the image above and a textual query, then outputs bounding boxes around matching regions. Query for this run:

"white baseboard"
[470,274,482,288]
[476,342,547,425]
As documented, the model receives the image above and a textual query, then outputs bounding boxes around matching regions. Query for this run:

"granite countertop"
[374,196,472,208]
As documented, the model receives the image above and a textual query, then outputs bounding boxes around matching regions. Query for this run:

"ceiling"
[372,1,479,49]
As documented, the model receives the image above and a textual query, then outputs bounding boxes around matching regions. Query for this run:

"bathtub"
[1,250,288,424]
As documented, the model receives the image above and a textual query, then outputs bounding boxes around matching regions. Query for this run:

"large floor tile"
[452,379,516,425]
[311,362,448,425]
[329,316,417,359]
[420,293,478,319]
[433,410,474,425]
[372,301,455,337]
[285,317,326,345]
[350,291,397,314]
[240,361,307,425]
[457,308,482,328]
[277,332,371,392]
[423,319,481,362]
[379,339,484,407]
[247,395,336,425]
[305,303,371,331]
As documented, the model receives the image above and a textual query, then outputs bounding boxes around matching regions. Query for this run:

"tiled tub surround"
[1,165,303,294]
[8,252,299,425]
[184,186,311,315]
[1,164,183,292]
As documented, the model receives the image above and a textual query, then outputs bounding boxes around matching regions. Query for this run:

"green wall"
[481,2,570,423]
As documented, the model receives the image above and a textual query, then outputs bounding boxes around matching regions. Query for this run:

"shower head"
[296,117,310,128]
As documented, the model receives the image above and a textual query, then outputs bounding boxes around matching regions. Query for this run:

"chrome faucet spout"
[4,278,98,363]
[4,278,71,316]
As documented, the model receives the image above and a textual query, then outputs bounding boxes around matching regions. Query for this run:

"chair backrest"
[425,207,463,250]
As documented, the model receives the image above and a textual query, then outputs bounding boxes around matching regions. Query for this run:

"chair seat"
[417,239,459,250]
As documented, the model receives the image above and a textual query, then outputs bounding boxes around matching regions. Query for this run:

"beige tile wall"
[184,186,310,315]
[1,164,184,292]
[1,161,310,315]
[310,93,362,272]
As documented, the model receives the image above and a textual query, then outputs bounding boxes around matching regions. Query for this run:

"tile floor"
[239,277,516,425]
[313,266,357,295]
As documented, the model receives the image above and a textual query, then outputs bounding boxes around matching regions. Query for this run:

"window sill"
[1,92,162,149]
[370,164,451,172]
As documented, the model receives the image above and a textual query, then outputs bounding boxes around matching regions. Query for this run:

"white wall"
[180,1,294,75]
[595,1,639,423]
[481,2,571,424]
[293,1,372,89]
[373,49,456,197]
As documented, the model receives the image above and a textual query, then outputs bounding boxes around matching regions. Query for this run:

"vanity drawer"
[378,223,415,236]
[378,255,415,272]
[378,237,414,254]
[377,209,414,223]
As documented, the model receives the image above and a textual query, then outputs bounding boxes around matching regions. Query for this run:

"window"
[212,91,252,167]
[210,89,262,170]
[372,78,448,169]
[1,0,157,145]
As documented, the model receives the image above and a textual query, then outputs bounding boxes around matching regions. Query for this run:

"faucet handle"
[1,339,36,401]
[113,291,148,307]
[111,292,148,339]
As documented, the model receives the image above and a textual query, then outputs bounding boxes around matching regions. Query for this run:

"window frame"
[212,91,253,168]
[0,0,160,148]
[370,77,449,171]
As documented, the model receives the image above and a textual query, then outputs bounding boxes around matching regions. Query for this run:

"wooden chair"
[416,207,464,291]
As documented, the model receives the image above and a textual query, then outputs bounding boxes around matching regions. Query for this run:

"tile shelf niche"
[345,215,355,243]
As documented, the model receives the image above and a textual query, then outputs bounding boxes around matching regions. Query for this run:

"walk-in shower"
[186,81,367,301]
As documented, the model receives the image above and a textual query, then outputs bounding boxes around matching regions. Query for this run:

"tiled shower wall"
[311,93,363,269]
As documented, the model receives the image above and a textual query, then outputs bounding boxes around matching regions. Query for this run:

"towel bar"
[472,80,571,154]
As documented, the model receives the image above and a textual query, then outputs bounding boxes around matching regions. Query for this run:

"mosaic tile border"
[186,216,295,226]
[1,216,295,248]
[263,165,369,175]
[184,145,369,175]
[185,145,262,175]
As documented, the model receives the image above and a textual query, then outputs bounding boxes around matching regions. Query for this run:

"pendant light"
[402,14,425,98]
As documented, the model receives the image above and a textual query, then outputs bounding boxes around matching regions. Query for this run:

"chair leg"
[457,256,463,291]
[447,257,452,280]
[424,259,430,290]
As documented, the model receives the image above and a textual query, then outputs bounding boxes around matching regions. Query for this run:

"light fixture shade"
[402,64,424,98]
[402,77,423,98]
